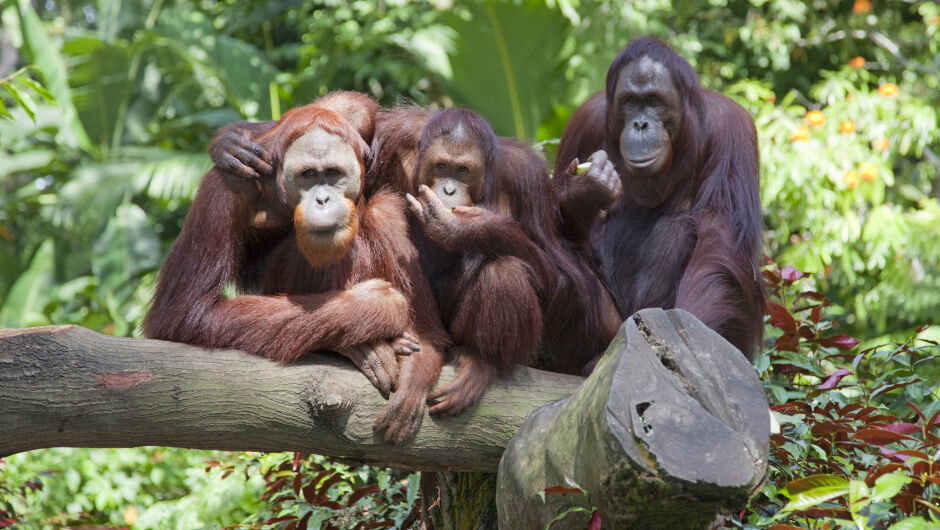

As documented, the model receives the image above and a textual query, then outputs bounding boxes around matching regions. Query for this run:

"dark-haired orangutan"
[401,109,544,415]
[208,104,620,416]
[373,107,621,415]
[554,36,764,359]
[144,92,448,443]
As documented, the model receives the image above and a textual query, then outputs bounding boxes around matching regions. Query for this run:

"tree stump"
[496,308,769,529]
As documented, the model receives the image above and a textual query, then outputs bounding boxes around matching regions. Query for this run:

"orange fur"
[293,198,360,267]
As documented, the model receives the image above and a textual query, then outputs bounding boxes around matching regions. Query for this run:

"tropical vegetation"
[1,0,938,527]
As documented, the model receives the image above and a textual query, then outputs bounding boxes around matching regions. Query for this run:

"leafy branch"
[0,65,55,122]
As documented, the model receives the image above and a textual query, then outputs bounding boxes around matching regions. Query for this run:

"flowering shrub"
[728,65,940,341]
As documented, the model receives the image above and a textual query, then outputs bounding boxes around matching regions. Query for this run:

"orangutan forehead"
[618,56,676,93]
[431,121,478,146]
[427,135,485,164]
[285,129,357,164]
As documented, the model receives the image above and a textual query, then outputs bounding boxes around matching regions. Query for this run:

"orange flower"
[844,170,859,189]
[839,120,855,134]
[875,137,890,152]
[849,56,866,69]
[805,110,825,128]
[853,0,872,13]
[124,506,138,525]
[878,83,899,97]
[791,126,810,142]
[860,162,878,181]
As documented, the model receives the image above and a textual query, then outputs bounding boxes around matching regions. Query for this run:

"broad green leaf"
[96,0,150,42]
[848,479,871,529]
[405,472,420,509]
[871,472,912,503]
[443,0,569,139]
[55,275,97,301]
[0,240,22,302]
[779,474,849,512]
[546,506,590,529]
[887,517,936,530]
[61,37,132,148]
[548,0,581,25]
[391,25,456,80]
[0,238,55,327]
[13,0,94,152]
[912,356,940,383]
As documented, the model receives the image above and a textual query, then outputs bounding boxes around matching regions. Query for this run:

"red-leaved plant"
[215,452,422,530]
[722,261,940,529]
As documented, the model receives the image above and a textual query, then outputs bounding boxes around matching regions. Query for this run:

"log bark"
[0,325,582,472]
[0,309,770,528]
[496,308,770,529]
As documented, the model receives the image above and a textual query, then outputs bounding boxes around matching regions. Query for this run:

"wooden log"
[1,310,769,527]
[496,308,770,529]
[0,325,583,472]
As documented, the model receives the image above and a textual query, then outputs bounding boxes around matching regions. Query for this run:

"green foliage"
[753,69,940,339]
[539,484,600,529]
[0,66,55,122]
[1,0,939,527]
[443,0,569,138]
[0,448,263,528]
[231,452,423,529]
[284,0,451,107]
[11,0,94,151]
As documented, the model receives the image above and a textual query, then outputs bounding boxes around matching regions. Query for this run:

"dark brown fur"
[370,108,620,394]
[554,37,764,359]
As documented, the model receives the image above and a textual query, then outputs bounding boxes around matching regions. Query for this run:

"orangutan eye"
[436,162,447,170]
[458,166,469,174]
